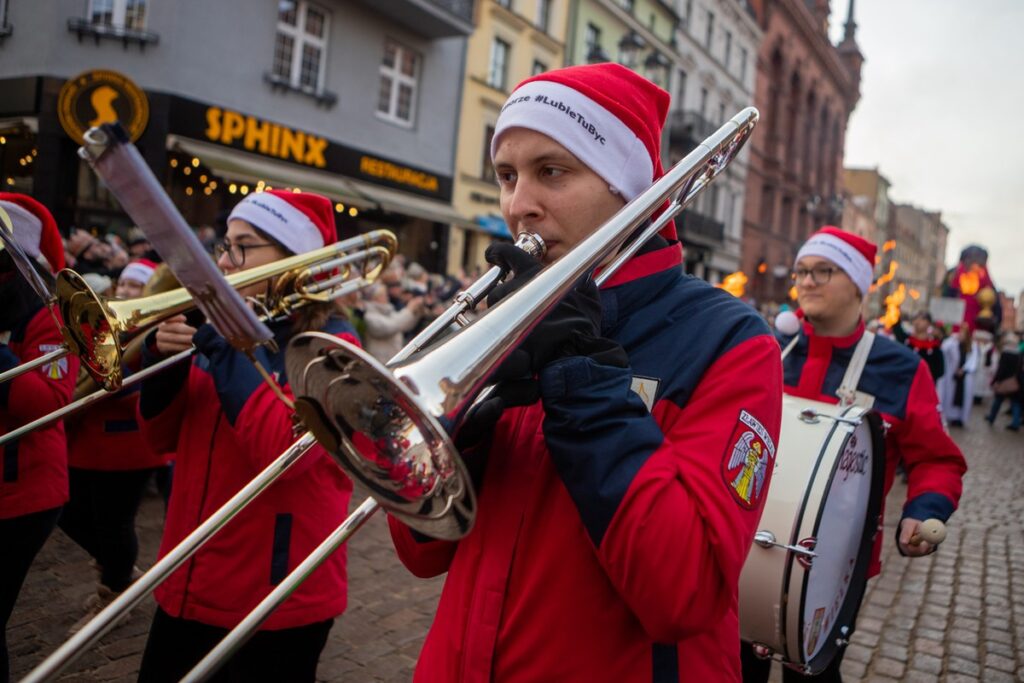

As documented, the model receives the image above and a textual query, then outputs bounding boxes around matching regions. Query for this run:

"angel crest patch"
[721,410,776,509]
[38,344,68,380]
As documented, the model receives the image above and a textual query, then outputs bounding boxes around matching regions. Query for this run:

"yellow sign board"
[58,69,149,144]
[204,107,327,168]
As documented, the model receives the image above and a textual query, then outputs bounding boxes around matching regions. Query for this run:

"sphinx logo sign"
[204,107,328,168]
[58,70,149,144]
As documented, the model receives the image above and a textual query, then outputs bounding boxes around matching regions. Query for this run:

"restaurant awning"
[166,135,375,209]
[347,179,477,230]
[473,215,512,239]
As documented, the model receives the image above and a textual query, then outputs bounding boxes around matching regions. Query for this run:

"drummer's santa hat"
[119,258,158,286]
[795,226,877,296]
[0,192,66,273]
[491,63,676,241]
[227,189,337,254]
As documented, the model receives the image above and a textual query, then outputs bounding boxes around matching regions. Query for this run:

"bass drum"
[739,395,885,674]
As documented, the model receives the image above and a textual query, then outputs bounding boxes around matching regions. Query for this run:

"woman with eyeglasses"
[135,190,357,682]
[742,227,966,683]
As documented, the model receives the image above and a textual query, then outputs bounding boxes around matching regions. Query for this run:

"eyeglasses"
[791,265,839,286]
[213,239,278,267]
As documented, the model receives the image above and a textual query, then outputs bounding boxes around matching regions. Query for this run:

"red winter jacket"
[779,319,967,576]
[67,380,170,471]
[390,245,784,682]
[138,318,356,630]
[1,306,78,519]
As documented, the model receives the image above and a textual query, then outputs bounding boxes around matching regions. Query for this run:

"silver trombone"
[182,107,759,681]
[19,230,541,683]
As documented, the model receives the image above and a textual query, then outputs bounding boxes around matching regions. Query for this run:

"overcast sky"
[828,0,1024,298]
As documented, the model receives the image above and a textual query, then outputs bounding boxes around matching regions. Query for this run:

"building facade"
[0,0,473,271]
[665,0,761,282]
[889,203,948,315]
[741,0,862,304]
[448,0,569,275]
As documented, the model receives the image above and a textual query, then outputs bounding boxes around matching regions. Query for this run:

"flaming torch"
[879,283,907,330]
[716,271,748,298]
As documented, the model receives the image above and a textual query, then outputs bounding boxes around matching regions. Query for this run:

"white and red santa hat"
[0,192,66,273]
[119,258,158,286]
[795,226,877,296]
[226,189,337,254]
[491,63,676,241]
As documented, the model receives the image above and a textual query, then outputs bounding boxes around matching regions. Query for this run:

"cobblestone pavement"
[8,403,1024,681]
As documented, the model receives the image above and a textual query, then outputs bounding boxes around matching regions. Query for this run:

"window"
[739,46,748,83]
[705,10,714,50]
[584,23,601,59]
[676,69,687,108]
[488,38,510,91]
[87,0,147,30]
[377,40,420,126]
[718,102,725,124]
[536,0,551,32]
[699,87,708,118]
[619,0,635,11]
[272,1,330,92]
[682,0,693,29]
[482,125,497,180]
[724,31,732,70]
[532,59,548,76]
[0,0,10,34]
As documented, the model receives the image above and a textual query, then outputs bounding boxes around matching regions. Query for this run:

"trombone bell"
[286,332,475,541]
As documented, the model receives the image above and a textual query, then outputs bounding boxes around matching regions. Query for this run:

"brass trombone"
[0,230,396,447]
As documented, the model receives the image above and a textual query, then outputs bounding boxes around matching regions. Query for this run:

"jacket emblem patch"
[721,410,776,509]
[629,376,659,412]
[38,344,68,380]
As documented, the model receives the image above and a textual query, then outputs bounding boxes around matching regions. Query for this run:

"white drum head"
[801,416,874,661]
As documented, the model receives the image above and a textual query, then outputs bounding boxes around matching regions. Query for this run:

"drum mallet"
[909,518,947,547]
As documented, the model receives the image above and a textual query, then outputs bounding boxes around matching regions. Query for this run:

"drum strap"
[780,335,800,361]
[837,331,876,409]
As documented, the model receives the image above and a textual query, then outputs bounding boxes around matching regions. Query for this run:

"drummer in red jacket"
[0,194,79,683]
[388,64,784,681]
[742,227,967,682]
[60,258,172,633]
[136,191,356,682]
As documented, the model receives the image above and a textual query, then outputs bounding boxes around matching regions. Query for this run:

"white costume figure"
[938,333,979,425]
[972,328,998,401]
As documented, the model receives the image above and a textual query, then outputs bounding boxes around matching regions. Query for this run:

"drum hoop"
[777,411,844,664]
[792,408,886,674]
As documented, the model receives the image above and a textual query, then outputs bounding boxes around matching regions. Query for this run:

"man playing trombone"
[135,190,357,682]
[388,64,784,681]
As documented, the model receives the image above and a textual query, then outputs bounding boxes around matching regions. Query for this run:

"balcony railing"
[668,110,720,151]
[355,0,473,38]
[679,209,725,245]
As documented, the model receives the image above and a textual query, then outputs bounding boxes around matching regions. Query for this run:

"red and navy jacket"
[778,318,966,575]
[0,306,78,519]
[137,316,357,630]
[390,243,784,682]
[67,367,170,471]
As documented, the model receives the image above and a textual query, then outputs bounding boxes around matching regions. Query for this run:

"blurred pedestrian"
[361,282,424,363]
[985,333,1022,431]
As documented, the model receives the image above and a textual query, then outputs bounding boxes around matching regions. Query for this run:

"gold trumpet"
[57,229,396,392]
[0,230,396,447]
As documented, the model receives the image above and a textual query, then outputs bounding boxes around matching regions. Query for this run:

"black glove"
[484,242,628,377]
